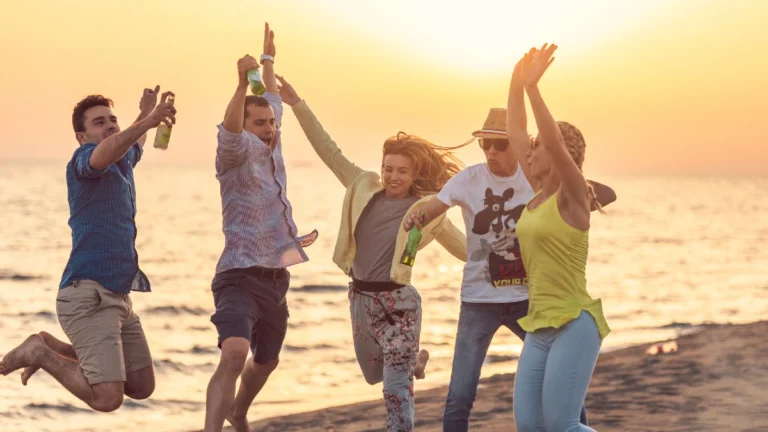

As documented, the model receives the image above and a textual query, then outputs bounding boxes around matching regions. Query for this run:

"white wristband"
[260,54,274,64]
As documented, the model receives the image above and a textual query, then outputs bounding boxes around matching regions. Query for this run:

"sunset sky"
[0,0,766,175]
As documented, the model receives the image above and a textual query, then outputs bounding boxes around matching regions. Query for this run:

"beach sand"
[229,321,768,431]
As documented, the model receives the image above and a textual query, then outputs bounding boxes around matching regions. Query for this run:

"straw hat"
[472,108,507,138]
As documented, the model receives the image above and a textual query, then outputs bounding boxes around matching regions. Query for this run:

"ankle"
[230,407,248,419]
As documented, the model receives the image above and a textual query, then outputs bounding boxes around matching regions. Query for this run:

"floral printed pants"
[349,285,422,432]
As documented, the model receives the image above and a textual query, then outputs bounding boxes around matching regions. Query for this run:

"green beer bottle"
[399,227,422,267]
[153,94,175,150]
[247,69,266,96]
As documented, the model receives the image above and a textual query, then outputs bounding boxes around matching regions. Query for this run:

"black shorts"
[210,267,290,364]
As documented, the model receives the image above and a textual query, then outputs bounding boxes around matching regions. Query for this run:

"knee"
[543,413,575,432]
[90,391,124,413]
[514,409,547,432]
[253,357,279,375]
[125,380,155,400]
[219,345,249,376]
[445,388,474,413]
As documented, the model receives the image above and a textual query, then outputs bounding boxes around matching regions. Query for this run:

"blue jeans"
[513,311,601,432]
[443,301,588,432]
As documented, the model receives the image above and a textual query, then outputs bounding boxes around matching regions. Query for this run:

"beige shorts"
[56,280,152,385]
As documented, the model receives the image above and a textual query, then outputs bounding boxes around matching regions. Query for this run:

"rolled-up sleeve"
[217,123,247,171]
[127,143,143,168]
[72,144,109,180]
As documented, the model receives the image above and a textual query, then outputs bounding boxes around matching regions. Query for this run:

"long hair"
[557,121,604,214]
[382,132,472,196]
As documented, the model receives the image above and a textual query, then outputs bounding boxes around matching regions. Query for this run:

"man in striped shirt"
[204,23,315,432]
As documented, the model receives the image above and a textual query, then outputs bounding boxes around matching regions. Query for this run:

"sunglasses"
[478,138,509,152]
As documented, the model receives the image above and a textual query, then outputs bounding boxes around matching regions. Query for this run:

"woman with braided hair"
[505,44,610,432]
[275,74,469,431]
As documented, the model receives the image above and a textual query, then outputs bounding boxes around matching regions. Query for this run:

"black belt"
[351,279,405,293]
[243,266,289,280]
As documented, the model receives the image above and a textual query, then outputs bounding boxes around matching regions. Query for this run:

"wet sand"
[231,321,768,431]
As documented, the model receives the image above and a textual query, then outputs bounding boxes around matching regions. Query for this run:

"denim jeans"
[513,311,601,432]
[443,301,588,432]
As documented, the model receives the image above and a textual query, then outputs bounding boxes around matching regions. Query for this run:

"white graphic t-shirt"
[437,163,535,303]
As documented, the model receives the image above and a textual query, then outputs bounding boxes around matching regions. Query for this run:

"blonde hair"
[557,121,604,214]
[382,132,471,196]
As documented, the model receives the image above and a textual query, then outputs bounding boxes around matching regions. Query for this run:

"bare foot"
[0,334,45,376]
[226,411,253,432]
[21,365,39,385]
[414,349,430,380]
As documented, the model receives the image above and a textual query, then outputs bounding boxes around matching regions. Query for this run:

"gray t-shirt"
[351,192,419,282]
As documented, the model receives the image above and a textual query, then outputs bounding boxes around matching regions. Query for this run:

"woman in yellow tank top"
[504,44,609,432]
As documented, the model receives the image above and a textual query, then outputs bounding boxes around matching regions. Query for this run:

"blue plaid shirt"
[59,142,150,294]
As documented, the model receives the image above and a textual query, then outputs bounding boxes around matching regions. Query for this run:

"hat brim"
[472,129,507,139]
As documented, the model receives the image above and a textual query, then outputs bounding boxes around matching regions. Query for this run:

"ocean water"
[0,161,766,432]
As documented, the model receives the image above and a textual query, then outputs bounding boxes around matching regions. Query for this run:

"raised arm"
[277,75,364,187]
[89,91,175,170]
[524,44,590,216]
[506,49,538,190]
[262,23,278,94]
[134,85,161,147]
[222,55,257,134]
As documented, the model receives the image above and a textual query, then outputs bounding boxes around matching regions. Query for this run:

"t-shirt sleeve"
[72,144,109,180]
[437,169,467,207]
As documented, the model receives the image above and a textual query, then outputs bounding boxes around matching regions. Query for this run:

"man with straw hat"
[404,108,615,431]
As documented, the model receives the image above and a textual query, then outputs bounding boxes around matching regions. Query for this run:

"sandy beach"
[229,320,768,432]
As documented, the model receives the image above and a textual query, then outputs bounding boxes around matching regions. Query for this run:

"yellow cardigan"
[292,100,467,285]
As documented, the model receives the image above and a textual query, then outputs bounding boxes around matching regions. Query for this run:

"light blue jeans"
[513,311,602,432]
[443,302,588,432]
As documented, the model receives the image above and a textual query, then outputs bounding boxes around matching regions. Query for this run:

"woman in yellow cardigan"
[276,75,467,432]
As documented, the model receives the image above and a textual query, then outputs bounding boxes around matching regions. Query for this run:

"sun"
[332,0,671,73]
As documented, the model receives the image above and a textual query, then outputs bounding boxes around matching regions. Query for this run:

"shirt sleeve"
[128,143,143,168]
[263,92,283,129]
[72,144,109,180]
[217,123,248,172]
[437,169,466,207]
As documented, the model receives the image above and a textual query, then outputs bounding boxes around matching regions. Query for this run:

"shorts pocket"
[56,283,103,320]
[211,272,247,292]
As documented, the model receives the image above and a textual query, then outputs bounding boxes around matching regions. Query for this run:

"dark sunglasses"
[478,138,509,152]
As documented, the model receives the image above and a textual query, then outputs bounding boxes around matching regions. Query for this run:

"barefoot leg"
[22,331,78,385]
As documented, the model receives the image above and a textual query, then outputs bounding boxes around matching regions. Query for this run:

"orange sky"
[0,0,766,175]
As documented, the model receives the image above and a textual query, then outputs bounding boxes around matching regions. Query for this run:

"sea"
[1,160,766,431]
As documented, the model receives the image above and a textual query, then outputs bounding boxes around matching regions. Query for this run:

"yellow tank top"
[516,192,610,339]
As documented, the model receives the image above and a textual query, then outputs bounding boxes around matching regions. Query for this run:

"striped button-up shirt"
[214,92,308,274]
[60,143,150,294]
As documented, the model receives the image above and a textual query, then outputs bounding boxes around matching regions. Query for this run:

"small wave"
[121,397,204,411]
[659,322,696,330]
[16,310,56,320]
[144,305,209,315]
[0,271,45,281]
[153,359,215,373]
[292,284,348,293]
[282,343,336,352]
[485,354,519,363]
[25,402,93,414]
[169,345,219,355]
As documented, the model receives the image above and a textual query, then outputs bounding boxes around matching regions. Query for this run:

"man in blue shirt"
[0,87,176,413]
